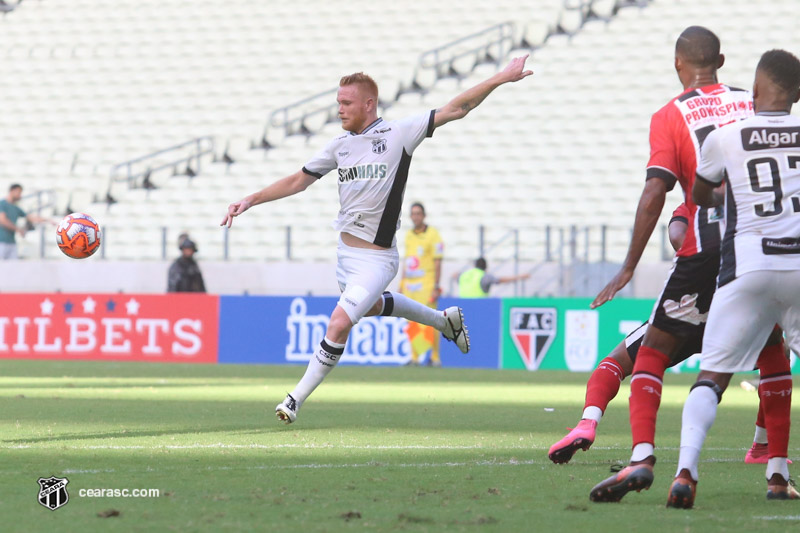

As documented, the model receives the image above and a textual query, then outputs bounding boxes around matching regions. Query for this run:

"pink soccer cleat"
[548,419,597,464]
[745,443,793,465]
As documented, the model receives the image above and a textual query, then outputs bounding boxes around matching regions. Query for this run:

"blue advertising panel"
[218,295,500,368]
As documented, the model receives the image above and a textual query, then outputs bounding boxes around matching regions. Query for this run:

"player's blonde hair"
[339,72,379,100]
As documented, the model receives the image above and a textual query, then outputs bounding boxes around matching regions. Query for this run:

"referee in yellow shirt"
[400,202,444,366]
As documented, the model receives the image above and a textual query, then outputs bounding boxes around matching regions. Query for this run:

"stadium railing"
[19,188,56,259]
[256,21,517,152]
[0,0,24,14]
[444,221,671,298]
[107,136,215,199]
[405,22,516,94]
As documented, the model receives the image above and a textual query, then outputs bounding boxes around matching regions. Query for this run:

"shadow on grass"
[0,393,772,458]
[0,359,590,385]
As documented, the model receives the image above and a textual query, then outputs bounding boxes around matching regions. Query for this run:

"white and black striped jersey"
[302,111,435,248]
[696,112,800,286]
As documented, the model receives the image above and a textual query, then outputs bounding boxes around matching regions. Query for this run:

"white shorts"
[700,269,800,373]
[335,236,399,324]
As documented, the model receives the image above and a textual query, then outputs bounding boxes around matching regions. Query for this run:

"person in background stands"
[167,237,206,293]
[0,183,54,260]
[400,202,444,366]
[458,257,530,298]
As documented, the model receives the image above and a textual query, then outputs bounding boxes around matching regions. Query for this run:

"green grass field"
[0,360,798,532]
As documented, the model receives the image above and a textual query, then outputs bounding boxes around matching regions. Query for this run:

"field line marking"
[0,443,757,452]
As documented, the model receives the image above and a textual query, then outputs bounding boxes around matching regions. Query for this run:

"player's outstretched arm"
[498,273,532,284]
[220,169,317,228]
[591,178,667,309]
[433,55,533,129]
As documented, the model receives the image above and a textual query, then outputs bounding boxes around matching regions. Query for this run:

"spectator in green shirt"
[0,183,51,259]
[457,257,531,298]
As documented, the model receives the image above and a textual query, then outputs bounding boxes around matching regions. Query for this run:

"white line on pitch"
[4,443,532,450]
[0,443,757,451]
[8,457,766,476]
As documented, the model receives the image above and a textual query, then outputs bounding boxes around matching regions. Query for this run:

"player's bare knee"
[642,326,680,357]
[327,306,354,343]
[364,298,384,317]
[609,343,634,376]
[692,372,731,401]
[766,325,784,346]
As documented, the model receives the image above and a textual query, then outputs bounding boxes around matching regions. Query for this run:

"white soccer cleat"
[442,306,470,354]
[275,394,298,424]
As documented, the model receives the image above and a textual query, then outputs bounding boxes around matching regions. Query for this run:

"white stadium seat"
[2,0,799,266]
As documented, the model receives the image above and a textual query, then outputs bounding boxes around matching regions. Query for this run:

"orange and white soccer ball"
[56,213,101,259]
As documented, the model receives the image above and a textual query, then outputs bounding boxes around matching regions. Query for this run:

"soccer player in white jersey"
[221,56,533,424]
[667,49,800,508]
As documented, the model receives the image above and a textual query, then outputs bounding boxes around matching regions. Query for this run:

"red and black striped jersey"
[669,202,690,226]
[646,83,753,257]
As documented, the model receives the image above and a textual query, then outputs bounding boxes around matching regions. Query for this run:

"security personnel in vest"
[167,237,207,293]
[458,257,530,298]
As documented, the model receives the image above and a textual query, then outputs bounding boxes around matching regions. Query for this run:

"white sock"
[675,385,719,481]
[290,337,345,407]
[753,425,768,445]
[631,443,654,462]
[582,406,603,423]
[382,292,445,330]
[767,457,790,482]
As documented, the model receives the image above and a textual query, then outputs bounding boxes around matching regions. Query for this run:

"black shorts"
[624,321,703,367]
[649,252,719,342]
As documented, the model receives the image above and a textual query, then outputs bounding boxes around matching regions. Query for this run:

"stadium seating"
[0,0,565,261]
[2,0,800,272]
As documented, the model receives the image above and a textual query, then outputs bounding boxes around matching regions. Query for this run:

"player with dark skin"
[592,28,726,407]
[549,199,788,465]
[593,214,690,377]
[585,27,791,503]
[591,37,724,322]
[666,51,800,504]
[688,65,800,395]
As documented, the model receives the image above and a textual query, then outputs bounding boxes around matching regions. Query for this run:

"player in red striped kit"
[548,204,788,466]
[587,26,792,503]
[668,48,800,506]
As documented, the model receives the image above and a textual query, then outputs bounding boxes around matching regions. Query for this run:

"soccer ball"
[56,213,101,259]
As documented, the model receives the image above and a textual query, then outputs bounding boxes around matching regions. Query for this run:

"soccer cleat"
[442,306,470,354]
[767,474,800,500]
[666,470,697,509]
[275,394,298,424]
[745,443,793,465]
[590,458,655,503]
[548,419,598,464]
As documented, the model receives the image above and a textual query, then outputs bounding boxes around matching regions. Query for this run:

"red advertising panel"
[0,294,219,363]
